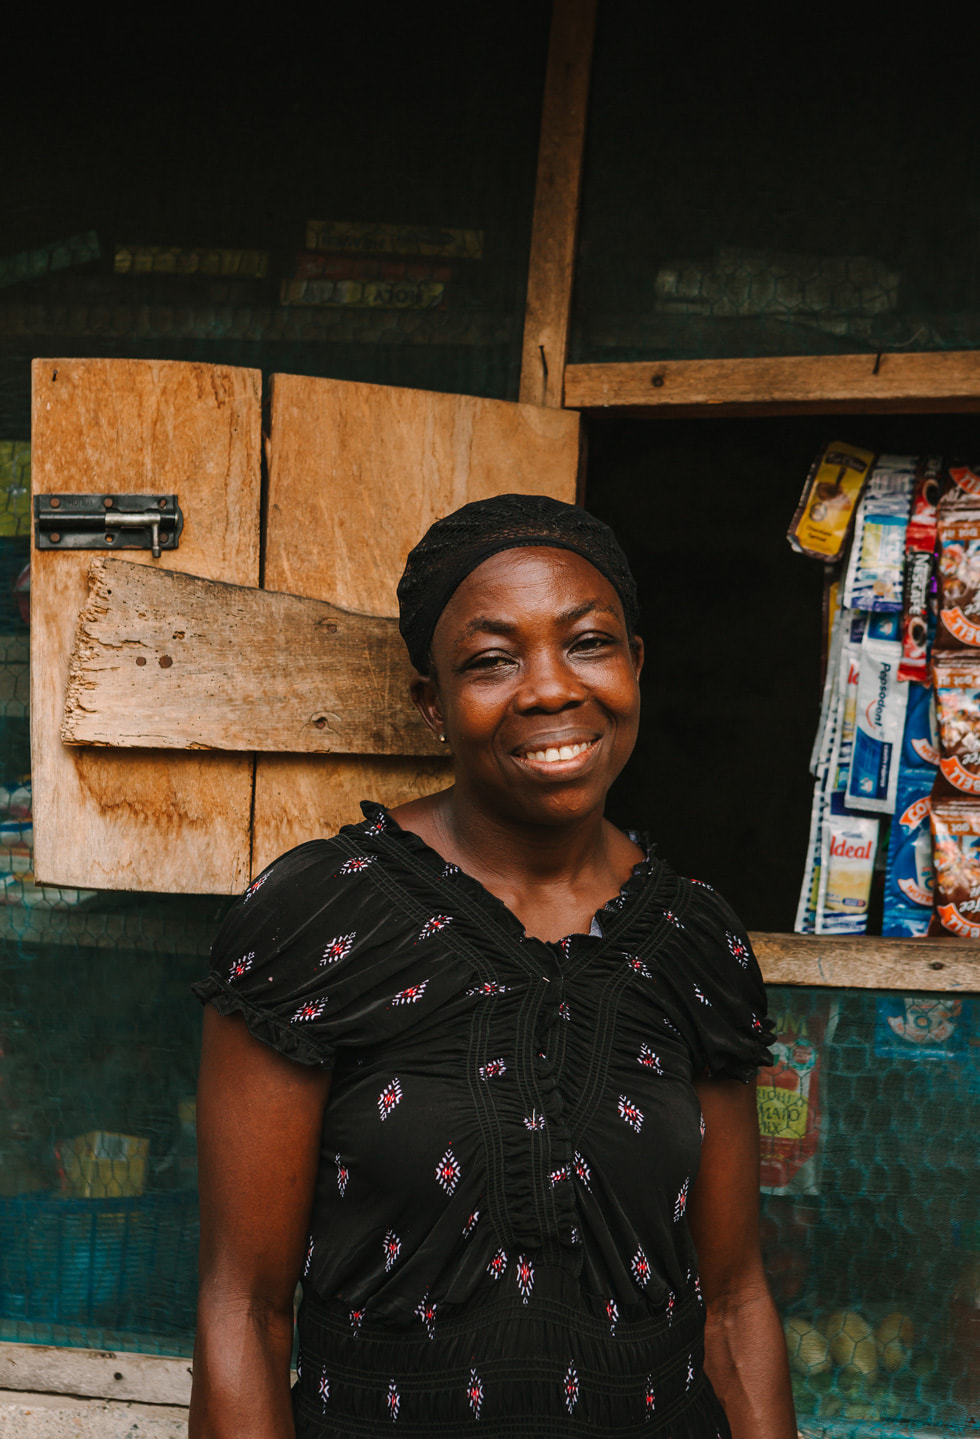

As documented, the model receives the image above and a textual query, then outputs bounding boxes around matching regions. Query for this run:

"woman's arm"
[688,1074,797,1439]
[189,1007,332,1439]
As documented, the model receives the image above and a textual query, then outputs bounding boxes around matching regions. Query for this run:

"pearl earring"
[439,733,447,743]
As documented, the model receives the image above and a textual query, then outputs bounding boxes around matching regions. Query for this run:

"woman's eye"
[572,633,612,653]
[467,652,513,671]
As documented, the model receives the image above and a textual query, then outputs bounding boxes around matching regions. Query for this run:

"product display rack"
[549,349,980,1435]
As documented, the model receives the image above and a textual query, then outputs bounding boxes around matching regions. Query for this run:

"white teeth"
[522,741,591,764]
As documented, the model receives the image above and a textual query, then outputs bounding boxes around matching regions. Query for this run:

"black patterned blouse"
[193,802,774,1439]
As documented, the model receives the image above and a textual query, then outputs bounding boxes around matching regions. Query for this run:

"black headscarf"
[396,493,639,674]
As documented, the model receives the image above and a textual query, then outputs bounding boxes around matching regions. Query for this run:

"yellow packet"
[788,441,876,560]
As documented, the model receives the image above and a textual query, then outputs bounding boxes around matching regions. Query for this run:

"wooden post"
[518,0,597,409]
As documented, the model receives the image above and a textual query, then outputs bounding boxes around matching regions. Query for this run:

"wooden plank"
[564,351,980,417]
[0,1395,188,1433]
[0,1342,192,1406]
[252,374,581,873]
[31,359,261,894]
[63,558,441,756]
[518,0,597,408]
[751,932,980,993]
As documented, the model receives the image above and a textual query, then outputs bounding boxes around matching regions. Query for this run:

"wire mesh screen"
[0,7,551,442]
[762,985,980,1438]
[0,499,226,1354]
[0,903,226,1355]
[572,6,980,365]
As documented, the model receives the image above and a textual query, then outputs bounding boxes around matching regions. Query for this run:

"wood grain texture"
[0,1343,193,1406]
[63,558,441,756]
[751,932,980,993]
[31,358,261,893]
[252,373,581,873]
[518,0,597,409]
[564,351,980,417]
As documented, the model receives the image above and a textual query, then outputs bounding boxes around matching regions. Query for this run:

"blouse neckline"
[356,801,658,950]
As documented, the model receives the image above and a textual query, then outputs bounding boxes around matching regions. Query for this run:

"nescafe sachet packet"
[930,792,980,938]
[936,465,980,649]
[932,653,980,797]
[899,455,941,682]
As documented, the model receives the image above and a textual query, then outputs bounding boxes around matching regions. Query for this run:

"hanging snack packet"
[841,456,916,611]
[816,793,880,934]
[899,455,942,682]
[902,659,940,768]
[936,466,980,649]
[827,610,866,793]
[787,440,875,560]
[930,794,980,937]
[882,768,935,936]
[845,626,908,813]
[809,594,844,778]
[794,779,826,934]
[932,654,980,796]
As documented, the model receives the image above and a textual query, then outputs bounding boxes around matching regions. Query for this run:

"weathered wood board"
[519,0,597,409]
[564,351,980,417]
[31,359,261,893]
[752,932,980,993]
[63,557,441,756]
[252,374,582,873]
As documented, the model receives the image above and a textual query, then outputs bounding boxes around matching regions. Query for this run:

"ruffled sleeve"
[663,879,775,1083]
[191,836,402,1068]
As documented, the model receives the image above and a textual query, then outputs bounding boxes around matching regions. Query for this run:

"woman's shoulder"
[213,803,396,943]
[191,805,415,1065]
[625,852,774,1081]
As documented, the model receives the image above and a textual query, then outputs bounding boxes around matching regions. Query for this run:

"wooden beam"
[62,558,441,756]
[0,1342,192,1405]
[518,0,597,408]
[751,932,980,992]
[564,351,980,417]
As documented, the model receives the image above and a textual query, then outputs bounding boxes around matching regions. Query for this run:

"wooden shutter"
[31,364,580,892]
[31,359,261,893]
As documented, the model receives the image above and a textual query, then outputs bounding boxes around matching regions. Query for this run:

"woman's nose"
[516,652,586,711]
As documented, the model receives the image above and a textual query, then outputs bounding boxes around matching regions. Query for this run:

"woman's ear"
[410,674,445,741]
[631,635,645,680]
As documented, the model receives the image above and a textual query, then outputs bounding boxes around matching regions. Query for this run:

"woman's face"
[413,546,643,828]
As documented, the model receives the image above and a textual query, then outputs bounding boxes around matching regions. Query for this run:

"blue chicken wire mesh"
[0,915,222,1356]
[761,985,980,1439]
[0,536,225,1355]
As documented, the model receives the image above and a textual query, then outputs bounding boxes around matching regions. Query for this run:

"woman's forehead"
[437,547,624,635]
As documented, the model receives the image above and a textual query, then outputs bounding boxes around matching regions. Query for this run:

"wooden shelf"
[751,932,980,992]
[564,350,980,417]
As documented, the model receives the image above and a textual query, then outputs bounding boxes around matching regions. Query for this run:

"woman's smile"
[512,735,600,776]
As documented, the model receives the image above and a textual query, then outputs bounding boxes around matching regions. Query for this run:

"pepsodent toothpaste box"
[845,629,909,815]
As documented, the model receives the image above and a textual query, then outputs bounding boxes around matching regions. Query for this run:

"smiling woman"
[399,546,645,935]
[189,495,797,1439]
